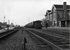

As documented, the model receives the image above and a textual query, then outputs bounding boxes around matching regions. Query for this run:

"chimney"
[63,2,67,19]
[63,2,67,10]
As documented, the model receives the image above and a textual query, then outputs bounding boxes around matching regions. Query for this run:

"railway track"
[0,29,19,39]
[25,28,70,50]
[26,28,69,39]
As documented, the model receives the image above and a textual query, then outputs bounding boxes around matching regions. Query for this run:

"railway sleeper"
[25,29,63,50]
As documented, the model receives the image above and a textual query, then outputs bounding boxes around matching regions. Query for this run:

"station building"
[45,2,70,27]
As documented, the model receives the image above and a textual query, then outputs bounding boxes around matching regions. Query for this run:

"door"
[61,21,65,27]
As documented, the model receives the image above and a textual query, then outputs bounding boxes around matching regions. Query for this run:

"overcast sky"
[0,0,70,26]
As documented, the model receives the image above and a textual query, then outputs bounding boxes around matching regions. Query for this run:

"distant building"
[0,22,7,28]
[45,2,70,27]
[45,10,52,26]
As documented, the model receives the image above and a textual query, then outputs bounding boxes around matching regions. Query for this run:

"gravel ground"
[0,29,39,50]
[27,28,70,39]
[0,30,26,50]
[0,28,63,50]
[26,31,53,50]
[22,30,38,50]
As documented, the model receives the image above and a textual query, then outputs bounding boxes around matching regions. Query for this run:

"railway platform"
[0,29,7,33]
[43,27,70,30]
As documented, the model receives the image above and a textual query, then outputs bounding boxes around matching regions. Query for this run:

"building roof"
[45,10,52,16]
[54,5,70,9]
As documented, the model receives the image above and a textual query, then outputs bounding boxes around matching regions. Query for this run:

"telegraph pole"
[4,16,5,22]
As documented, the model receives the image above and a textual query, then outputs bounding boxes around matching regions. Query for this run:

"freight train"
[24,20,48,29]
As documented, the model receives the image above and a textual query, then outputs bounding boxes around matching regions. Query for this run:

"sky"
[0,0,70,26]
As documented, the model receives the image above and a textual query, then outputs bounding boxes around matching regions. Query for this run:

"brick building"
[45,2,70,27]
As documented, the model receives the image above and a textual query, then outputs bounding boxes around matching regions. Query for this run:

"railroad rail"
[25,28,69,39]
[24,28,70,50]
[0,29,19,39]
